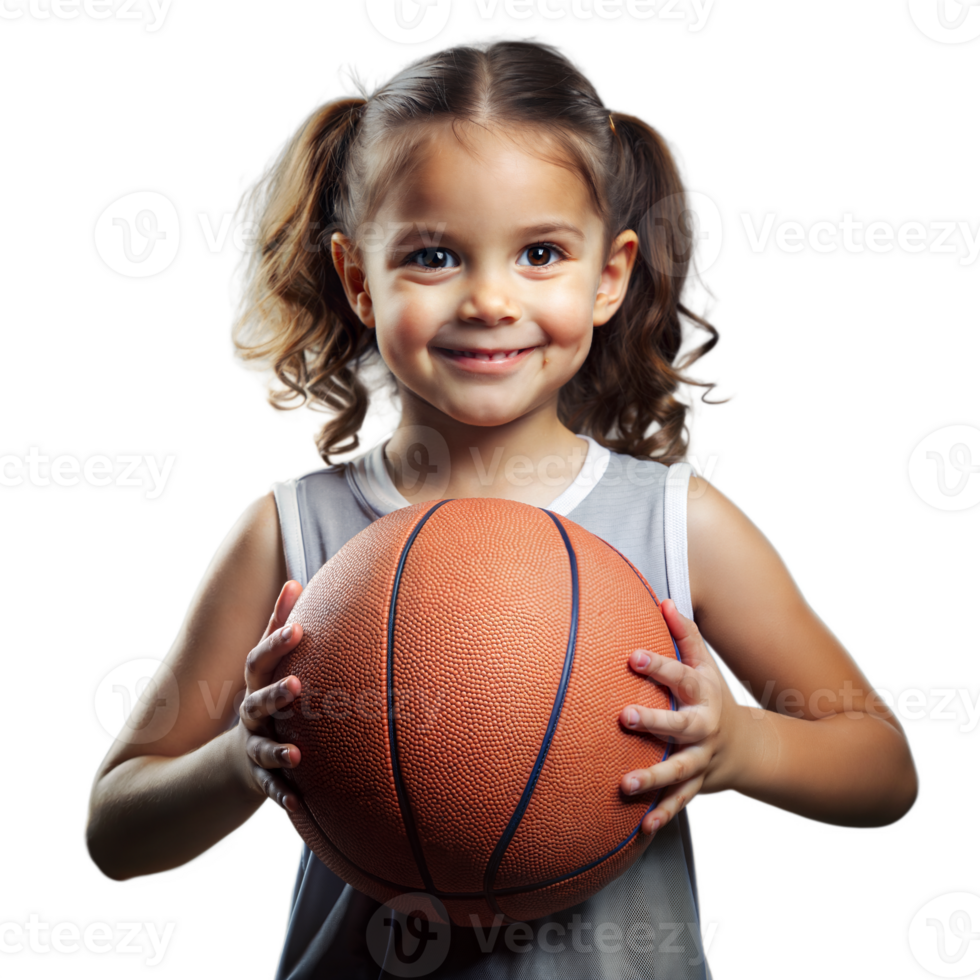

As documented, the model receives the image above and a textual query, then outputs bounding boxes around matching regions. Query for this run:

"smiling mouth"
[436,347,536,361]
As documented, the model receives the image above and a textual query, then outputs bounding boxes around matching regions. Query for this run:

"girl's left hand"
[619,597,738,836]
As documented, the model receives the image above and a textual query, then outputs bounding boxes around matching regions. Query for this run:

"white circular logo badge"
[365,0,452,44]
[641,190,723,278]
[909,892,980,977]
[909,425,980,511]
[94,658,179,744]
[365,893,452,977]
[95,191,180,278]
[908,0,980,44]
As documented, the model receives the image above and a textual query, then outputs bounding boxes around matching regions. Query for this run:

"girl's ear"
[331,232,375,329]
[593,230,639,327]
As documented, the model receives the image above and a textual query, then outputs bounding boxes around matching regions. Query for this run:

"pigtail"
[233,97,378,460]
[559,112,721,464]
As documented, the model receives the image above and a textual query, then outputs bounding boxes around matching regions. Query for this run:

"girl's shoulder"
[682,471,817,672]
[683,472,763,618]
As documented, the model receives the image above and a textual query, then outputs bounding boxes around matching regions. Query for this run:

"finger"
[248,755,301,813]
[240,674,302,731]
[619,704,707,742]
[659,598,711,671]
[629,649,703,707]
[621,745,708,796]
[246,731,302,772]
[620,702,709,744]
[639,775,703,836]
[263,580,304,640]
[244,622,305,693]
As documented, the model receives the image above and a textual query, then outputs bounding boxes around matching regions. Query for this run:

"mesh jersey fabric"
[270,446,710,980]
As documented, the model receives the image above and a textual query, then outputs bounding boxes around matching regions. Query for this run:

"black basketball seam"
[310,816,651,902]
[387,499,454,896]
[492,820,648,894]
[481,509,581,918]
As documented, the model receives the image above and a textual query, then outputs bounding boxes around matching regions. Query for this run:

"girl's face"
[332,122,637,430]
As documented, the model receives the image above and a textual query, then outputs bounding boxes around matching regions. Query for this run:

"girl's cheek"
[537,299,595,346]
[376,313,441,373]
[375,293,432,343]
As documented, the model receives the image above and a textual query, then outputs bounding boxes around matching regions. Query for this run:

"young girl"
[86,40,918,979]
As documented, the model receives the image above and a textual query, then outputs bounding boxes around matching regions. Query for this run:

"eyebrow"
[384,220,587,257]
[517,221,586,242]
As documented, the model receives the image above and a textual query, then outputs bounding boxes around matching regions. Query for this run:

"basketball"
[271,497,679,927]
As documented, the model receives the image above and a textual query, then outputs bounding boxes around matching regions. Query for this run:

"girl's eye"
[518,243,565,268]
[408,248,458,270]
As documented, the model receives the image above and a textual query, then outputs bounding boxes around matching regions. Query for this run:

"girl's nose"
[456,269,522,327]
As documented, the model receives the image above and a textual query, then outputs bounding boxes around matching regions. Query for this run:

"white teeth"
[451,348,526,360]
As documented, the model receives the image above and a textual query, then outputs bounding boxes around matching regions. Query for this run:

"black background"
[0,0,968,980]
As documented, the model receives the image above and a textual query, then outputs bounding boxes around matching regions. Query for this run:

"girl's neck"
[383,390,589,508]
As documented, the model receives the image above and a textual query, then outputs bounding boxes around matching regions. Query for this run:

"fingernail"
[651,818,662,833]
[627,777,639,794]
[632,652,650,668]
[277,746,291,765]
[626,709,639,727]
[280,625,293,641]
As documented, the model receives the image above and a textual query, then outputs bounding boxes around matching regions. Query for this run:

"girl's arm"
[686,475,917,825]
[86,493,304,880]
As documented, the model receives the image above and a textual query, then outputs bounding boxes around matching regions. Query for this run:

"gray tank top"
[270,449,711,979]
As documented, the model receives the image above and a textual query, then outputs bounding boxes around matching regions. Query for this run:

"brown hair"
[233,40,720,463]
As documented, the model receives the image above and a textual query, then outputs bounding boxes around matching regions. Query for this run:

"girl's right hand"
[235,580,305,813]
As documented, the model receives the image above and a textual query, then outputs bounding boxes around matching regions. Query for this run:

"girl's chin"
[390,378,535,423]
[443,409,528,429]
[428,393,537,429]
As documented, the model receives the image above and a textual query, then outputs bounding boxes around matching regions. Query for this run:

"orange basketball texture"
[271,497,679,927]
